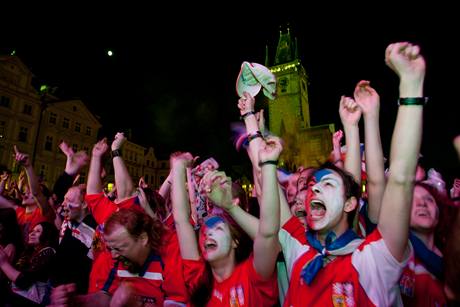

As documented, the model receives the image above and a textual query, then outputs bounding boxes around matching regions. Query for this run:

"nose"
[311,183,321,194]
[110,249,120,259]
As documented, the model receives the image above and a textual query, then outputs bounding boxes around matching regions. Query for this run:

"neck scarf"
[301,229,363,285]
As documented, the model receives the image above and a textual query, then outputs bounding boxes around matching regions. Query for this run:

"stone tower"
[266,26,334,170]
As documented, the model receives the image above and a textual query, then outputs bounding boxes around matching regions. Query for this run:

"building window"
[161,162,166,169]
[18,127,28,142]
[44,136,53,151]
[145,174,149,183]
[63,118,69,129]
[22,104,32,115]
[160,176,165,183]
[72,144,78,152]
[73,106,77,112]
[0,96,11,108]
[83,146,89,153]
[75,122,81,132]
[86,126,91,136]
[0,121,6,139]
[49,112,57,124]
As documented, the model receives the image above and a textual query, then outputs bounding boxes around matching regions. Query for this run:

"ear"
[139,232,149,246]
[344,196,358,213]
[232,238,239,249]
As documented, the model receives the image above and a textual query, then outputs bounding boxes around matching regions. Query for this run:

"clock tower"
[266,27,334,170]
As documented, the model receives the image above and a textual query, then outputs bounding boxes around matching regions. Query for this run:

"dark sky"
[3,7,459,184]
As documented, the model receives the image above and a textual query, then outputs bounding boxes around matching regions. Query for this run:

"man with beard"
[50,208,167,306]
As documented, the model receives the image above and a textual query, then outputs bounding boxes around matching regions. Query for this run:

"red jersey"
[86,193,138,293]
[399,251,447,307]
[183,254,278,307]
[280,216,409,307]
[101,251,165,306]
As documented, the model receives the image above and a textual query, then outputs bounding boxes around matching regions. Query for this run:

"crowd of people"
[0,42,459,306]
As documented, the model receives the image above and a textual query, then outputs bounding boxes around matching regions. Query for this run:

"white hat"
[236,61,277,100]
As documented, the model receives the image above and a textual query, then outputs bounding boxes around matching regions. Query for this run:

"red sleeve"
[282,215,307,244]
[246,254,279,302]
[182,258,207,294]
[161,230,189,303]
[85,193,118,224]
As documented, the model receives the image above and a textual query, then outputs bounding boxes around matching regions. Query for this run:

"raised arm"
[87,138,108,194]
[14,145,52,216]
[379,42,426,261]
[203,170,260,240]
[331,130,344,168]
[170,152,200,260]
[339,96,362,184]
[253,136,282,278]
[53,141,89,203]
[237,92,265,201]
[111,132,135,201]
[354,80,386,223]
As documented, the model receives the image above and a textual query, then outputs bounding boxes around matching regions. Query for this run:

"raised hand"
[339,95,362,126]
[170,152,194,169]
[237,91,256,115]
[258,136,283,163]
[385,42,426,81]
[58,141,74,157]
[111,132,127,151]
[13,145,30,167]
[92,138,109,158]
[138,176,148,189]
[201,170,233,210]
[354,80,380,118]
[332,130,344,148]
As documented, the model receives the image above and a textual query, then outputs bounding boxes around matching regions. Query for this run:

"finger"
[13,145,19,154]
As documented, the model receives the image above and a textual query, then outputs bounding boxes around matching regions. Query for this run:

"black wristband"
[258,160,278,167]
[398,97,428,106]
[111,149,122,158]
[247,131,263,143]
[240,111,256,120]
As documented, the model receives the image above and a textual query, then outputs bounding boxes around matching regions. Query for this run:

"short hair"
[314,162,361,227]
[105,208,164,253]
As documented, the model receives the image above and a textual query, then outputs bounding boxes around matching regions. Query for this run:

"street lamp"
[31,85,57,167]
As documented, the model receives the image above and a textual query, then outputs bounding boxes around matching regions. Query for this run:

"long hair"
[104,208,164,254]
[190,214,252,306]
[414,182,455,251]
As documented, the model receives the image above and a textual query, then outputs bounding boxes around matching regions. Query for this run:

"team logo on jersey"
[230,284,245,306]
[332,282,355,307]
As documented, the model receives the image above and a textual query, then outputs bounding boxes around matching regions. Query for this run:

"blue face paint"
[314,169,333,182]
[203,216,225,229]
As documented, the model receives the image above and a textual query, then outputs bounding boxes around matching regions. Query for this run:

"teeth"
[310,200,325,209]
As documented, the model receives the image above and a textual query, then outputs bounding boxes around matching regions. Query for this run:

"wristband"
[240,111,256,120]
[247,131,263,143]
[258,160,278,167]
[398,97,428,106]
[111,149,122,158]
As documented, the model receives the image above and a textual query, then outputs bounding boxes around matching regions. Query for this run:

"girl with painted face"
[170,136,282,306]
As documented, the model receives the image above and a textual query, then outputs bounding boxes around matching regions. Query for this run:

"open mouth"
[295,210,306,217]
[204,240,218,251]
[310,199,326,219]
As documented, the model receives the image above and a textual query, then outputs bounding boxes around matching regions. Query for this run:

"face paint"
[199,216,233,262]
[313,169,333,182]
[307,169,346,232]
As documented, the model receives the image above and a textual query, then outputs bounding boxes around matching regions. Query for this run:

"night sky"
[3,6,459,184]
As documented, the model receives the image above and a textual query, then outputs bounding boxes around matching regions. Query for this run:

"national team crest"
[332,282,355,307]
